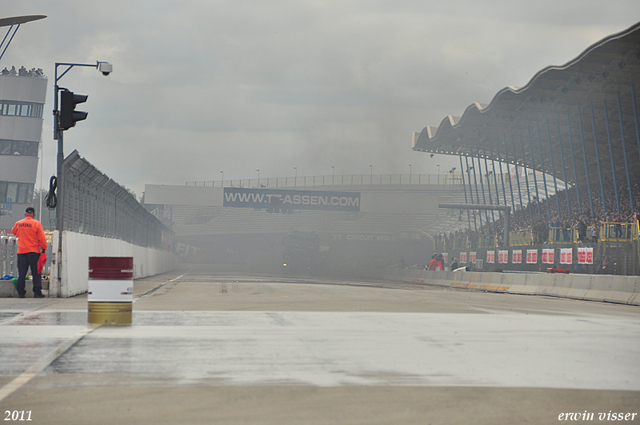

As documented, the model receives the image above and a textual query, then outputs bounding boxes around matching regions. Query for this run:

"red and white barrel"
[87,257,134,325]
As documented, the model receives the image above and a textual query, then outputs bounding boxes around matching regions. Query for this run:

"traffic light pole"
[52,61,111,297]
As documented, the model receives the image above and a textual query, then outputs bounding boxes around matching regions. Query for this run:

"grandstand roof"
[413,22,640,188]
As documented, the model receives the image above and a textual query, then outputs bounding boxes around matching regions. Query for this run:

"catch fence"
[61,150,173,249]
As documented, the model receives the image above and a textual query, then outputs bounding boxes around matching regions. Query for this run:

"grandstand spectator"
[590,223,599,243]
[436,253,444,271]
[450,258,459,271]
[427,254,438,271]
[575,218,587,242]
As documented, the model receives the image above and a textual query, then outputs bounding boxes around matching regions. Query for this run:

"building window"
[0,140,39,157]
[0,101,44,118]
[0,181,34,204]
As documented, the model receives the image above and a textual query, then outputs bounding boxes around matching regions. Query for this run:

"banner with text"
[223,187,361,212]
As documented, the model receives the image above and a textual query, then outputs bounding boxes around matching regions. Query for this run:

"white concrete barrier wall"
[382,268,640,306]
[52,231,177,298]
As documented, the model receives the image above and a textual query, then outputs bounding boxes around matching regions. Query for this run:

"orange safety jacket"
[428,259,438,270]
[11,216,47,254]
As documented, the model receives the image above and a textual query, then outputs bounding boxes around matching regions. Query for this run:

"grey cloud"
[2,0,639,196]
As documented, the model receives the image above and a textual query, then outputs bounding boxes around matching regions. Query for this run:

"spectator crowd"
[435,177,640,251]
[1,66,45,77]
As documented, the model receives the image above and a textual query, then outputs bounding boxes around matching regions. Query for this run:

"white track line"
[0,324,100,402]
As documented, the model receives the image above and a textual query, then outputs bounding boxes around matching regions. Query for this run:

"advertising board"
[223,187,361,212]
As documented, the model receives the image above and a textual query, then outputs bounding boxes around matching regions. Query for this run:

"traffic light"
[59,89,88,131]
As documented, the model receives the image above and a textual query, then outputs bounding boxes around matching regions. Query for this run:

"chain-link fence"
[62,150,173,249]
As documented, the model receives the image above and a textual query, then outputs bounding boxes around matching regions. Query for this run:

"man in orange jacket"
[11,207,48,298]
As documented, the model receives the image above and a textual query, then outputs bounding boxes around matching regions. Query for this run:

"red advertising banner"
[460,252,467,264]
[578,247,593,264]
[512,250,522,264]
[526,249,538,264]
[542,248,554,264]
[470,252,477,264]
[498,250,509,264]
[560,248,573,265]
[486,251,495,264]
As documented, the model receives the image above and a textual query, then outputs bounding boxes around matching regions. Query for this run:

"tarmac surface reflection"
[1,310,639,389]
[0,265,638,425]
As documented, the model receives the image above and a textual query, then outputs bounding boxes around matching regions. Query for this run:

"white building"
[0,66,47,231]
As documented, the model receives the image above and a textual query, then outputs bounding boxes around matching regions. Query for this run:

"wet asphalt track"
[0,264,638,424]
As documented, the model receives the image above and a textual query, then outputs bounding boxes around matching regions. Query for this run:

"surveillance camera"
[98,62,113,76]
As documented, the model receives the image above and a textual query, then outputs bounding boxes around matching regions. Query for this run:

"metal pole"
[556,119,571,216]
[473,150,487,225]
[465,156,478,231]
[589,102,607,215]
[577,105,595,217]
[603,100,620,214]
[490,149,501,206]
[53,65,64,298]
[502,136,518,224]
[512,144,524,223]
[470,155,482,226]
[534,122,551,219]
[490,150,503,233]
[545,120,561,218]
[459,156,472,230]
[52,60,109,297]
[567,112,582,214]
[483,154,496,225]
[0,23,20,62]
[527,128,542,219]
[496,142,508,209]
[519,136,534,223]
[632,83,640,167]
[617,92,635,214]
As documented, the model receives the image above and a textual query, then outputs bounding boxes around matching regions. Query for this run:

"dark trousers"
[17,252,42,296]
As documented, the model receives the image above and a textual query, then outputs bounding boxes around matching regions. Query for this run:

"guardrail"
[186,173,465,188]
[599,222,638,242]
[382,268,640,305]
[510,230,534,246]
[548,227,577,244]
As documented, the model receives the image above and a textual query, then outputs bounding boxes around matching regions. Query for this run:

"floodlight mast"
[51,61,112,297]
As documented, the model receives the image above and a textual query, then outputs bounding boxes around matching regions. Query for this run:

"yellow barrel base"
[88,302,132,325]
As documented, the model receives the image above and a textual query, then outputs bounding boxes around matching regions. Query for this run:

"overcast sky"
[2,1,639,197]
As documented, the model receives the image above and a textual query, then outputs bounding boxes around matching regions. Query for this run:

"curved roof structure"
[413,22,640,196]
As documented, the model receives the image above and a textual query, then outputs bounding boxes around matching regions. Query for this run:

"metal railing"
[599,222,638,242]
[1,235,18,277]
[186,173,465,188]
[510,230,534,246]
[478,234,498,248]
[1,232,55,279]
[548,227,577,244]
